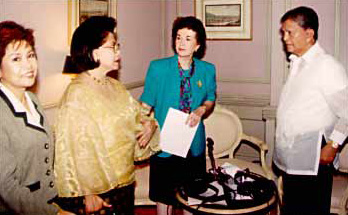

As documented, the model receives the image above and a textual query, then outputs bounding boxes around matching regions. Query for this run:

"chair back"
[204,104,243,158]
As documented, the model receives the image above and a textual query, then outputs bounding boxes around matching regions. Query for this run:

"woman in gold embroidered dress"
[54,16,159,215]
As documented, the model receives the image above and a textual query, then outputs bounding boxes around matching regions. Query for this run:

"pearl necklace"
[85,71,109,85]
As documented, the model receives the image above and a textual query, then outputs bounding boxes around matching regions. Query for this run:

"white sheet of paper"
[160,108,199,158]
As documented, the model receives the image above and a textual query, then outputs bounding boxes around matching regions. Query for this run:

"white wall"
[117,0,163,84]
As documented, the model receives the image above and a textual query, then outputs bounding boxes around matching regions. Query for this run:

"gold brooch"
[197,80,202,88]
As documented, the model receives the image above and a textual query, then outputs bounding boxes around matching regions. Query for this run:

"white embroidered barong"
[274,43,348,175]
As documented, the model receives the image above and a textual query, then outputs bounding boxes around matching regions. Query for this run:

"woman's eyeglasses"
[100,43,120,52]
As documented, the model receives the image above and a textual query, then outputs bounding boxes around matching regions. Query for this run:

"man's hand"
[320,141,338,165]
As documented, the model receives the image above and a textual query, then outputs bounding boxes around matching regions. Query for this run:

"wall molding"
[262,106,277,120]
[334,0,341,59]
[264,0,273,85]
[124,80,144,90]
[161,0,166,58]
[176,0,181,17]
[217,93,277,122]
[217,93,270,107]
[269,0,289,107]
[218,77,270,84]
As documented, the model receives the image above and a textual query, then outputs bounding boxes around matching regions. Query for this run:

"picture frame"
[195,0,252,40]
[67,0,117,45]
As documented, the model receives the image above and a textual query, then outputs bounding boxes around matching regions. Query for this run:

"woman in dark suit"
[0,21,72,215]
[140,16,217,214]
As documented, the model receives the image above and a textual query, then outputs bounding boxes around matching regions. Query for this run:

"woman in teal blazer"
[140,16,216,214]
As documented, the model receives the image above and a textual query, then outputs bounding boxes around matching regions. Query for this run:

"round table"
[176,181,277,215]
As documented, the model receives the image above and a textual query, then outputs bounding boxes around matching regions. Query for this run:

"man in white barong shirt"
[274,6,348,215]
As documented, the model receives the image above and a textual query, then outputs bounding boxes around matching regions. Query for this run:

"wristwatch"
[331,141,340,149]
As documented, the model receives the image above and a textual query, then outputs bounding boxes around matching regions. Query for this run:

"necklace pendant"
[85,71,108,85]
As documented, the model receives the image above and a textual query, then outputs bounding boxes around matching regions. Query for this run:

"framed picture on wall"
[67,0,117,45]
[195,0,252,40]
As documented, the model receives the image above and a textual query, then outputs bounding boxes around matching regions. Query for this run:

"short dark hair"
[281,6,319,41]
[171,16,207,59]
[0,21,35,64]
[70,16,117,73]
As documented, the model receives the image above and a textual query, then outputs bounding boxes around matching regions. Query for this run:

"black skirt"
[55,183,135,215]
[149,152,206,205]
